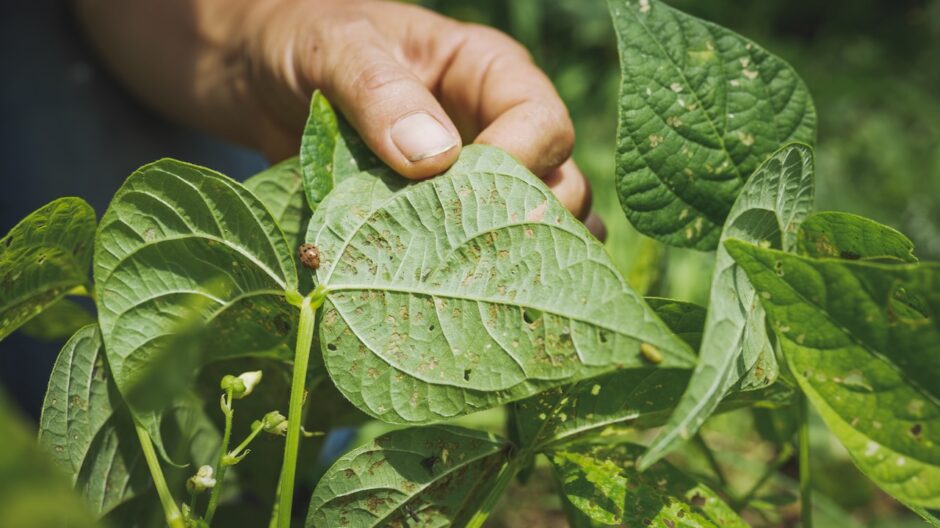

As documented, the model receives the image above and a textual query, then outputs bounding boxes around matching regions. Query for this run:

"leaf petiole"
[205,387,234,525]
[799,395,813,528]
[275,285,326,528]
[135,422,184,528]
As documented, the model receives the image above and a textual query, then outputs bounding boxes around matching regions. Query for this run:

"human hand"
[236,0,603,236]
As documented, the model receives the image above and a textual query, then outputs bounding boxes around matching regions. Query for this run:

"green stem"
[135,423,184,528]
[799,395,813,528]
[693,432,728,489]
[276,290,322,528]
[229,422,264,460]
[205,389,234,525]
[465,457,520,528]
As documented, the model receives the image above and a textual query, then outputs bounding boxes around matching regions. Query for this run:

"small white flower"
[236,370,263,398]
[187,465,217,493]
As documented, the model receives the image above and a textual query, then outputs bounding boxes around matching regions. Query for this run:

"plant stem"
[135,422,184,528]
[229,423,264,460]
[693,432,728,489]
[733,443,794,510]
[465,457,520,528]
[205,388,234,525]
[799,395,813,528]
[276,290,322,528]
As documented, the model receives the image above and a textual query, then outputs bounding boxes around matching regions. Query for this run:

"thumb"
[319,39,461,179]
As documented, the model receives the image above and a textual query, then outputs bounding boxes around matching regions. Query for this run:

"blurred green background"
[419,0,940,306]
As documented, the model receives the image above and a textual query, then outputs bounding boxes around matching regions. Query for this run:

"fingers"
[544,159,591,220]
[317,25,461,179]
[438,25,575,179]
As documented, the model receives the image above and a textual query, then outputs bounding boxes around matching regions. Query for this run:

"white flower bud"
[235,370,263,399]
[187,465,217,494]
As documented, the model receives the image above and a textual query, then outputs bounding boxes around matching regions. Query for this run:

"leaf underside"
[310,144,696,424]
[643,143,814,468]
[0,197,96,340]
[728,240,940,508]
[307,426,508,527]
[607,0,816,249]
[94,159,298,445]
[549,442,747,526]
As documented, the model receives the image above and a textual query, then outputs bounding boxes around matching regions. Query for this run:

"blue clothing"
[0,1,267,419]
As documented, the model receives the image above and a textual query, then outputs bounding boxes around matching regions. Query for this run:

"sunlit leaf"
[607,0,816,249]
[797,210,917,263]
[307,426,508,527]
[727,240,940,508]
[310,145,696,424]
[0,197,95,341]
[643,143,814,469]
[550,442,747,526]
[94,159,298,450]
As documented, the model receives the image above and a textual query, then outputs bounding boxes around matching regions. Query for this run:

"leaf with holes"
[307,426,508,527]
[642,143,814,468]
[300,91,385,213]
[94,159,298,445]
[727,240,940,508]
[309,145,696,424]
[797,211,917,263]
[549,442,747,527]
[607,0,816,249]
[1,197,95,341]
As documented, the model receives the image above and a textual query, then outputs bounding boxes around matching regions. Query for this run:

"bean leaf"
[607,0,816,249]
[19,298,95,341]
[300,91,384,213]
[1,197,96,341]
[307,426,509,527]
[244,157,311,252]
[727,240,940,508]
[309,145,696,424]
[549,442,747,527]
[642,143,814,469]
[797,210,917,263]
[94,159,298,445]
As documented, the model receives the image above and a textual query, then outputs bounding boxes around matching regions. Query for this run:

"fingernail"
[391,112,458,162]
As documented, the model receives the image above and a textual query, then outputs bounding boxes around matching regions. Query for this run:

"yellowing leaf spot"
[526,201,548,222]
[738,131,755,147]
[743,69,759,80]
[670,82,683,93]
[865,442,879,456]
[667,115,683,128]
[649,135,664,148]
[739,57,751,68]
[639,0,650,13]
[897,457,906,466]
[591,384,601,396]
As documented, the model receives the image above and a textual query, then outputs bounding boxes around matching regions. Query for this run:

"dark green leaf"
[549,442,747,526]
[307,426,508,527]
[94,159,297,447]
[311,145,695,424]
[643,143,814,468]
[608,0,816,249]
[797,210,917,263]
[727,240,940,508]
[645,297,707,350]
[1,197,96,341]
[244,157,311,252]
[19,298,95,341]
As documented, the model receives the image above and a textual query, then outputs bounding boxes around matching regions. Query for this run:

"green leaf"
[513,297,791,450]
[549,442,747,527]
[797,210,917,263]
[19,298,95,341]
[645,297,707,350]
[244,157,311,251]
[300,91,384,212]
[726,240,940,508]
[307,426,509,527]
[1,197,96,341]
[607,0,816,249]
[643,143,814,469]
[94,159,298,440]
[310,145,696,424]
[0,389,99,528]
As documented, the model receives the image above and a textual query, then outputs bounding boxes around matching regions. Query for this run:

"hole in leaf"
[428,325,435,332]
[599,331,609,344]
[523,307,543,325]
[911,423,923,437]
[463,369,472,381]
[690,493,706,508]
[37,253,46,264]
[326,343,337,351]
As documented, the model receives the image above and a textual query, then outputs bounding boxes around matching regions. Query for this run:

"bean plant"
[1,1,938,527]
